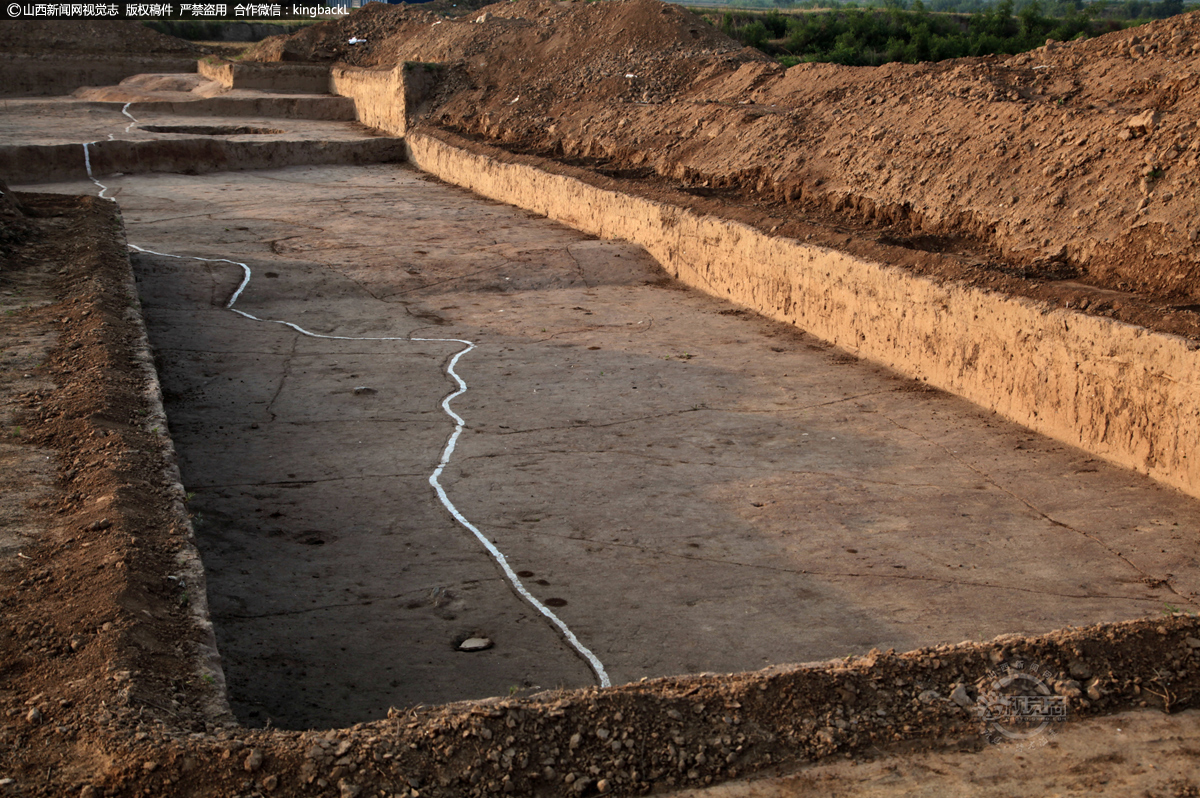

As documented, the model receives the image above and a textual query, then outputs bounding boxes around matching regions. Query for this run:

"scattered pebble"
[458,637,492,652]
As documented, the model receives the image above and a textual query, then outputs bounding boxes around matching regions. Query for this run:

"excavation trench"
[22,159,1200,731]
[6,20,1200,792]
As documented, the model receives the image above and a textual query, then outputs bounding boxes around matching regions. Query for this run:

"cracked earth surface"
[27,163,1200,731]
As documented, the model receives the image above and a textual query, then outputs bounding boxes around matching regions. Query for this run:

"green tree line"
[701,0,1193,65]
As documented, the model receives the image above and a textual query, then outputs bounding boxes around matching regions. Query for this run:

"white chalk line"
[82,142,114,201]
[121,101,138,133]
[82,102,136,200]
[125,248,612,688]
[86,107,610,686]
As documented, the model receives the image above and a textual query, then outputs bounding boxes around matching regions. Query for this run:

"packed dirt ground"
[4,3,1200,797]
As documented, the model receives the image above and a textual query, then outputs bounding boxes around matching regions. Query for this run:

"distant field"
[688,0,1195,65]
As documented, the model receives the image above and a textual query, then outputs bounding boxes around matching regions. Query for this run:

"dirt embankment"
[0,20,208,56]
[0,20,215,95]
[248,0,1200,316]
[0,191,229,790]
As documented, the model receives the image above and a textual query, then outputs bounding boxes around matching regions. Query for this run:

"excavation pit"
[20,161,1200,733]
[6,11,1200,790]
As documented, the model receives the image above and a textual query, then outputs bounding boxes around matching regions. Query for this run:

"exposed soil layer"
[0,21,217,97]
[4,4,1200,796]
[247,0,1200,337]
[666,706,1200,798]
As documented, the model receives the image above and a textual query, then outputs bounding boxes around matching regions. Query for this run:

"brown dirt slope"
[0,193,222,794]
[0,20,206,56]
[252,0,1200,309]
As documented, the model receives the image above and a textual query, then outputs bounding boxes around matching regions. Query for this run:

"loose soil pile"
[248,0,1200,337]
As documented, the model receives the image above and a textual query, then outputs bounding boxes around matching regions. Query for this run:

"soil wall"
[197,57,333,92]
[0,137,406,183]
[403,129,1200,501]
[120,95,357,120]
[330,62,441,136]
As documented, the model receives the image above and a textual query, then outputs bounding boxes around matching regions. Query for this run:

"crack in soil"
[881,411,1196,609]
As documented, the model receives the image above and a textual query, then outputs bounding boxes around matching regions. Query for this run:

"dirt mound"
[243,2,443,64]
[0,20,206,56]
[246,0,756,102]
[252,0,1200,309]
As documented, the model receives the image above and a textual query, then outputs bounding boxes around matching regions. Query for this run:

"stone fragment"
[458,637,492,652]
[244,748,264,772]
[24,707,42,725]
[1126,109,1160,137]
[950,684,973,707]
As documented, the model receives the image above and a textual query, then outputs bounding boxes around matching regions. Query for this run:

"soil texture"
[247,0,1200,338]
[4,3,1200,796]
